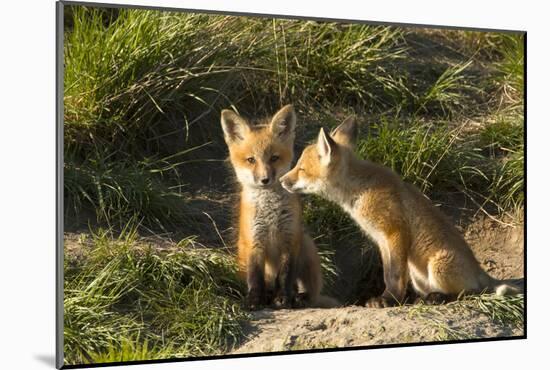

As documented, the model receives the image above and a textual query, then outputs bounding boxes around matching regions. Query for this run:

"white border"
[1,1,547,369]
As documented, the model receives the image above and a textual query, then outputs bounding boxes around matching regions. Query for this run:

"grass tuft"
[414,61,473,115]
[460,294,524,328]
[356,119,487,194]
[64,226,248,365]
[493,34,524,104]
[478,113,524,212]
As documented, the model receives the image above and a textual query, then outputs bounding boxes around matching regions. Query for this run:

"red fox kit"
[221,105,323,310]
[280,116,522,307]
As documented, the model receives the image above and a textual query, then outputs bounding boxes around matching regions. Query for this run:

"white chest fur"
[243,187,294,245]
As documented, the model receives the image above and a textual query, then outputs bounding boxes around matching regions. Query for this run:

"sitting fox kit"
[221,105,322,310]
[280,116,521,307]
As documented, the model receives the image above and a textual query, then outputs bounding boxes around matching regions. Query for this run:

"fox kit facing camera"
[281,116,522,307]
[221,105,323,310]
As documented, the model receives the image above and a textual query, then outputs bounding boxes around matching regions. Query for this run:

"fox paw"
[246,291,264,311]
[292,292,309,308]
[273,294,292,309]
[366,296,398,308]
[265,289,276,306]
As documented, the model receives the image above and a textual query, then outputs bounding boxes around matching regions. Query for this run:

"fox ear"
[330,115,358,149]
[270,104,296,141]
[317,128,336,165]
[221,109,250,143]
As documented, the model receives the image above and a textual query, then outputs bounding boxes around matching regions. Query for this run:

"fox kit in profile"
[221,105,323,310]
[281,116,522,307]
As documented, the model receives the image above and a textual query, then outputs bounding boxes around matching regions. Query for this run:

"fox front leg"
[246,247,266,310]
[367,232,409,308]
[273,247,297,309]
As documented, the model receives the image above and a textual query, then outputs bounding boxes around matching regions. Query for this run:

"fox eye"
[246,157,256,164]
[270,155,280,162]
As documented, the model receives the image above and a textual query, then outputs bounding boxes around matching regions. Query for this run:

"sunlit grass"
[64,225,248,365]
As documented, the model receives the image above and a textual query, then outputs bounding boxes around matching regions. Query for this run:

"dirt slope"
[231,216,524,354]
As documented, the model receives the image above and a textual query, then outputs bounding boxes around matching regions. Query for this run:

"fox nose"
[280,177,294,192]
[260,177,270,185]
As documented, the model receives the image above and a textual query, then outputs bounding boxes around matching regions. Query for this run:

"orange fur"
[221,105,324,309]
[281,116,522,307]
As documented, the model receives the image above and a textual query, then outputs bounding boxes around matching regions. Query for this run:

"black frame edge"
[61,335,526,369]
[56,1,65,368]
[59,0,526,34]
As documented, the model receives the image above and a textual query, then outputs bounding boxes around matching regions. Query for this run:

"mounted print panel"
[57,1,525,368]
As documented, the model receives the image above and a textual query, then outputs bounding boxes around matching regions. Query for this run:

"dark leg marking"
[246,252,265,310]
[273,252,297,309]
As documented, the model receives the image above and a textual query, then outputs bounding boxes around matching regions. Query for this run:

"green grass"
[479,115,524,157]
[490,146,524,212]
[64,142,211,229]
[64,6,524,227]
[64,8,238,153]
[493,34,524,104]
[64,153,186,229]
[478,113,524,212]
[413,60,474,116]
[64,226,248,365]
[357,119,487,193]
[64,7,406,155]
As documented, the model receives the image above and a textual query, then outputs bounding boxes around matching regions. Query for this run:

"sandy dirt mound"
[234,304,521,354]
[231,216,524,354]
